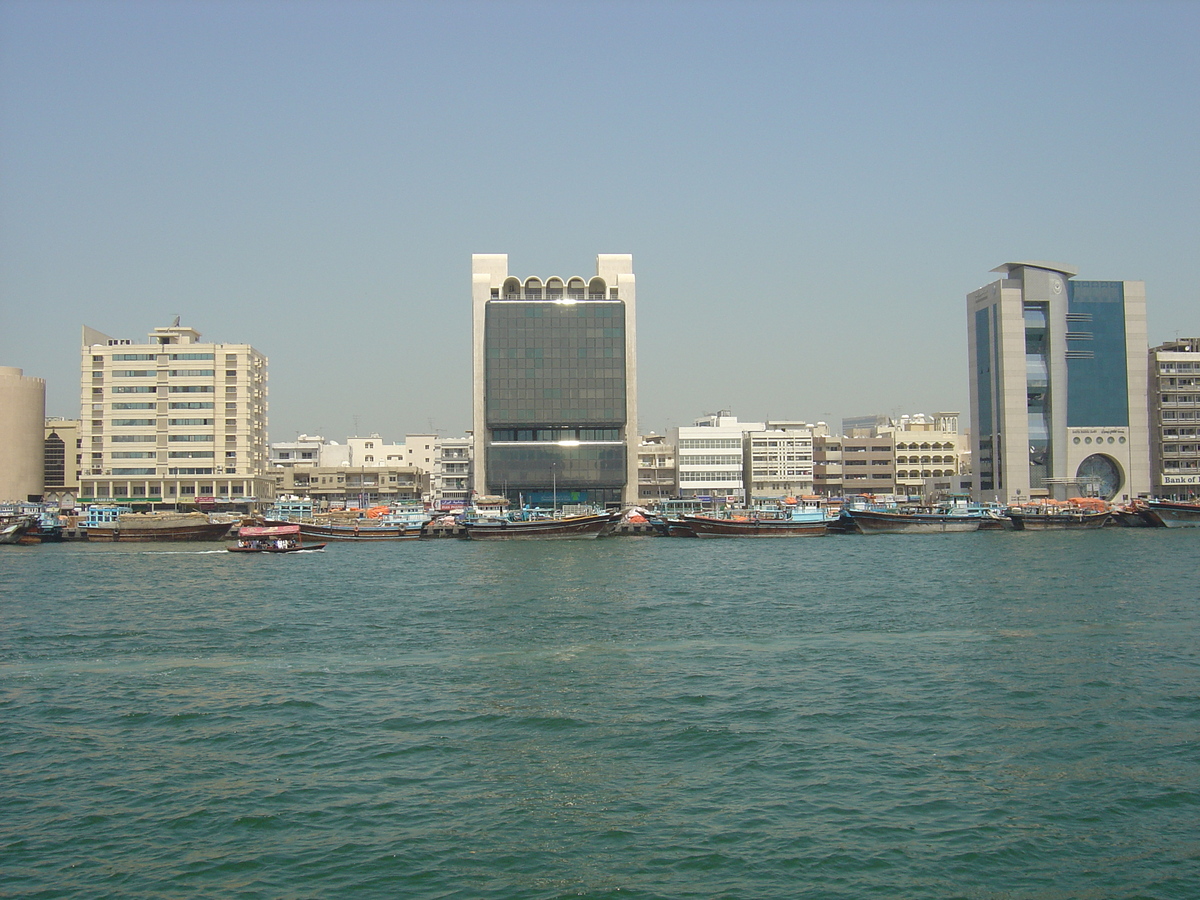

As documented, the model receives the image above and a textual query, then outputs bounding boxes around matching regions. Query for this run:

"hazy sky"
[2,0,1197,440]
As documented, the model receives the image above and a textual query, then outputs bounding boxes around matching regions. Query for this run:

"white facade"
[0,366,46,502]
[1150,338,1200,498]
[78,323,271,507]
[744,421,815,501]
[671,412,764,501]
[431,436,472,509]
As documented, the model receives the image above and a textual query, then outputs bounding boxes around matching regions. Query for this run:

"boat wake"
[140,549,230,555]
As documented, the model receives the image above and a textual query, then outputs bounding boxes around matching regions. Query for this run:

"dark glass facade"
[974,308,995,490]
[1067,281,1129,427]
[484,300,628,501]
[44,432,66,487]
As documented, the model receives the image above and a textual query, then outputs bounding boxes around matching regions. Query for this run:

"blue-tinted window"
[1067,281,1128,427]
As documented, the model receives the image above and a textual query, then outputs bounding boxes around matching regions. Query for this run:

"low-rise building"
[671,411,764,502]
[43,417,81,507]
[885,412,965,500]
[812,426,843,498]
[1150,338,1200,499]
[637,434,676,503]
[841,433,896,496]
[744,421,815,501]
[431,436,472,510]
[274,465,426,509]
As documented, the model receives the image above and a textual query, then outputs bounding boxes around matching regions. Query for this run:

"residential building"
[671,412,764,502]
[841,433,896,496]
[812,426,843,498]
[472,253,639,506]
[967,262,1150,502]
[744,421,815,501]
[43,417,81,507]
[431,436,472,509]
[884,412,965,500]
[1149,338,1200,498]
[270,435,343,469]
[0,366,46,502]
[273,465,425,509]
[78,322,271,509]
[637,433,676,503]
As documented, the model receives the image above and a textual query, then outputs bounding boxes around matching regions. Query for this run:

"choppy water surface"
[2,531,1198,898]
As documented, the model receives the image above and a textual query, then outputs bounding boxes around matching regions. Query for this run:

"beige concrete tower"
[0,367,47,502]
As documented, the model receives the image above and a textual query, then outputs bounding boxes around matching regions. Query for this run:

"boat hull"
[227,543,326,553]
[283,522,421,541]
[1143,501,1200,528]
[1007,511,1111,530]
[682,515,829,537]
[843,510,981,534]
[463,513,615,540]
[86,521,234,542]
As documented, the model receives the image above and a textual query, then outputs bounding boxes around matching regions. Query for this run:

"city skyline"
[2,1,1197,438]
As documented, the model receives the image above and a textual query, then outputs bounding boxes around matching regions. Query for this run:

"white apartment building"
[671,412,764,502]
[78,322,270,508]
[744,421,815,501]
[431,436,472,509]
[1150,338,1200,498]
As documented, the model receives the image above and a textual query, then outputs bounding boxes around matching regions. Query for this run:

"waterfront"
[2,532,1198,898]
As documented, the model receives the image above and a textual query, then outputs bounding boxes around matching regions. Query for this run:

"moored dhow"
[83,509,236,542]
[263,500,429,541]
[461,509,618,540]
[1140,499,1200,528]
[1005,504,1111,530]
[841,506,982,534]
[682,501,835,537]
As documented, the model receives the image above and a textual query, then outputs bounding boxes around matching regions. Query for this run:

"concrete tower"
[0,367,47,502]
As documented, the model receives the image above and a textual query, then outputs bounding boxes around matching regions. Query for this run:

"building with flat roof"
[472,254,638,506]
[671,412,764,502]
[78,322,271,508]
[43,417,81,507]
[967,262,1150,502]
[1149,338,1200,499]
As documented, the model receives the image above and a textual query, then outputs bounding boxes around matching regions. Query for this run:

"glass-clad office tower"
[472,254,639,507]
[966,262,1150,502]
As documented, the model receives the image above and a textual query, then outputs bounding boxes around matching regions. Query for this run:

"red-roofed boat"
[227,523,326,553]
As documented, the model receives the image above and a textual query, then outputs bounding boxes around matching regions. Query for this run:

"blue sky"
[2,0,1196,439]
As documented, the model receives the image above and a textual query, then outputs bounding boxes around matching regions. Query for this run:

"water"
[2,531,1198,899]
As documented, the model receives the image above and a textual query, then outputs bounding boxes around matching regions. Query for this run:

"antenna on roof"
[172,315,181,327]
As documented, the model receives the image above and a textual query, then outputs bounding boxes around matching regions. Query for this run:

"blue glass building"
[966,262,1150,502]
